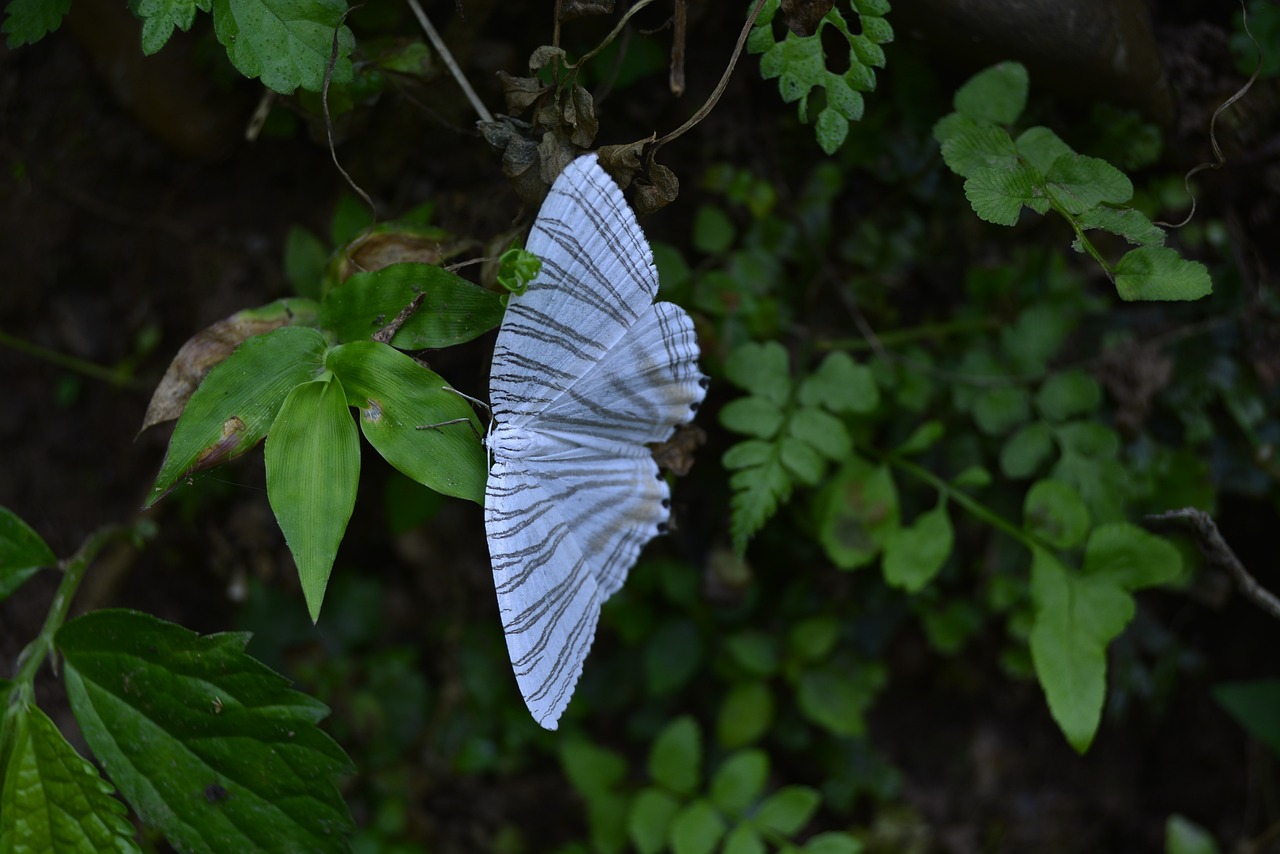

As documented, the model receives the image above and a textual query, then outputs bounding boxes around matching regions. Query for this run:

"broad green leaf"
[804,832,865,854]
[710,749,768,813]
[0,507,56,600]
[780,435,826,486]
[724,631,780,678]
[720,396,786,440]
[560,739,627,795]
[1035,371,1102,422]
[0,703,138,854]
[816,455,899,570]
[320,262,504,348]
[1213,680,1280,757]
[57,610,354,853]
[146,326,328,507]
[972,386,1031,436]
[585,791,629,854]
[724,824,766,854]
[716,681,775,748]
[882,502,953,592]
[1082,523,1181,589]
[645,620,703,696]
[265,377,360,622]
[725,342,791,404]
[650,716,701,795]
[326,341,486,503]
[788,616,839,662]
[1015,126,1074,174]
[1023,479,1090,550]
[755,785,821,835]
[1000,422,1055,479]
[1114,246,1213,302]
[797,663,883,737]
[693,206,736,254]
[789,407,852,460]
[1165,814,1220,854]
[670,800,726,854]
[284,226,328,299]
[1045,153,1133,213]
[211,0,354,94]
[1076,206,1166,248]
[953,61,1028,125]
[629,787,681,854]
[798,352,879,414]
[2,0,71,47]
[1028,549,1134,752]
[896,420,944,456]
[964,163,1047,226]
[940,123,1019,178]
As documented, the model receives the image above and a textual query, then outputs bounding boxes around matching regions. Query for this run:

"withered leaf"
[559,0,614,21]
[496,71,548,115]
[633,161,680,216]
[780,0,833,37]
[651,423,706,476]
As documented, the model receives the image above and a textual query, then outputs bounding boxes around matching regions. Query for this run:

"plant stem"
[879,451,1034,548]
[818,316,1001,352]
[405,0,494,124]
[0,330,147,390]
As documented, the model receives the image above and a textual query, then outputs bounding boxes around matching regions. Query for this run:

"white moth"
[485,154,708,729]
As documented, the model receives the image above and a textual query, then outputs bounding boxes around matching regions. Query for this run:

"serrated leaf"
[953,61,1028,125]
[0,703,139,854]
[940,124,1019,179]
[1045,154,1134,213]
[266,377,360,622]
[1076,206,1166,248]
[725,341,791,403]
[2,0,71,47]
[720,396,786,440]
[1035,370,1102,422]
[670,800,726,854]
[1114,246,1213,302]
[320,262,504,348]
[716,681,775,749]
[815,107,850,155]
[57,610,354,853]
[0,507,56,600]
[1000,422,1055,479]
[710,750,768,813]
[1023,479,1090,549]
[629,787,681,854]
[211,0,354,94]
[789,407,852,461]
[326,341,486,503]
[649,716,701,795]
[1028,549,1134,753]
[964,163,1046,226]
[1015,126,1075,173]
[146,326,328,507]
[755,785,821,835]
[728,444,792,553]
[882,503,953,592]
[816,455,899,570]
[798,351,879,413]
[1082,523,1181,589]
[780,435,826,486]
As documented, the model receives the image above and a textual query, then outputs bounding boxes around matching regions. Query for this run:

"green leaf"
[693,206,736,254]
[726,441,792,553]
[953,61,1028,125]
[496,246,540,295]
[755,785,821,835]
[284,226,328,299]
[131,0,204,54]
[326,341,486,504]
[816,455,899,569]
[0,703,139,854]
[645,620,704,696]
[1023,479,1090,549]
[720,396,786,440]
[1076,206,1166,248]
[211,0,354,93]
[1028,549,1134,753]
[815,107,850,155]
[320,262,504,348]
[1045,153,1134,213]
[1213,680,1280,758]
[1035,370,1102,422]
[972,386,1031,436]
[896,420,944,456]
[1015,126,1075,174]
[882,503,953,592]
[146,326,328,507]
[797,664,882,737]
[1081,523,1182,589]
[1000,422,1055,479]
[940,122,1019,179]
[710,749,768,813]
[804,831,865,854]
[265,376,360,622]
[1165,814,1221,854]
[630,787,682,854]
[716,681,775,749]
[560,739,627,795]
[725,342,791,404]
[789,407,852,461]
[788,616,839,662]
[1114,246,1213,302]
[798,352,879,414]
[780,436,826,486]
[670,800,726,854]
[2,0,71,47]
[57,610,354,852]
[964,163,1047,226]
[650,716,701,795]
[0,507,56,600]
[724,631,780,677]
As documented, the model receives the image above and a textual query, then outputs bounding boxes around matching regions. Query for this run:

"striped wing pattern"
[485,154,707,729]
